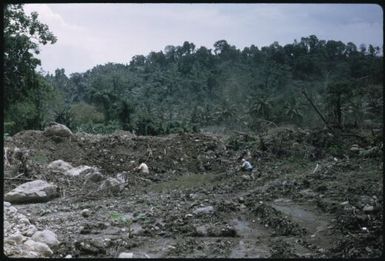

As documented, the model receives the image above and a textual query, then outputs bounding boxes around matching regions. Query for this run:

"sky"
[22,3,383,75]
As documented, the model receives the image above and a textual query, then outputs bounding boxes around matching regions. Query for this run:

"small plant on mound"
[110,211,133,237]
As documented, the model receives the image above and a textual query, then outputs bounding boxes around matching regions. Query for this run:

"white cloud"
[22,3,383,75]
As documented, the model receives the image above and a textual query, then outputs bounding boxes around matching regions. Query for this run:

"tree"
[4,4,57,133]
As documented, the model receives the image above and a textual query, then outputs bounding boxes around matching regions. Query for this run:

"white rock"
[66,165,95,177]
[31,229,59,247]
[363,205,374,213]
[7,231,26,244]
[193,206,214,215]
[118,252,134,258]
[4,180,59,204]
[47,160,73,174]
[116,172,129,183]
[99,177,124,193]
[21,224,37,237]
[44,123,73,137]
[23,239,53,257]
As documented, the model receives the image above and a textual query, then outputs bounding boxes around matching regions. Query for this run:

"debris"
[118,252,134,258]
[81,209,91,218]
[193,206,214,215]
[312,163,320,174]
[363,205,374,213]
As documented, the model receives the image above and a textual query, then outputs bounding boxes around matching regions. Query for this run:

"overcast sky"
[23,3,383,75]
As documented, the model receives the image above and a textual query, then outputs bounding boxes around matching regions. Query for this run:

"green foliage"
[69,102,104,128]
[7,99,39,134]
[77,120,121,134]
[4,4,57,134]
[110,211,133,228]
[5,6,382,137]
[328,144,345,157]
[4,122,16,136]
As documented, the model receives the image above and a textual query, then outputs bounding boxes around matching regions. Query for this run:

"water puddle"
[270,198,335,249]
[229,216,271,258]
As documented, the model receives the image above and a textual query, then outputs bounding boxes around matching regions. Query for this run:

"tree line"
[4,4,383,136]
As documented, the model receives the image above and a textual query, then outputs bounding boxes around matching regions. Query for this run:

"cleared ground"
[3,127,383,258]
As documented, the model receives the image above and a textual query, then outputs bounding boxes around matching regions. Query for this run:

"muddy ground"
[3,126,383,258]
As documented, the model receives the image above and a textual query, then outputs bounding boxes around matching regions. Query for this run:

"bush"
[6,100,39,134]
[4,121,16,136]
[76,120,121,134]
[69,102,104,129]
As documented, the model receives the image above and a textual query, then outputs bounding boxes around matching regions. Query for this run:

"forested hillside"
[4,4,383,136]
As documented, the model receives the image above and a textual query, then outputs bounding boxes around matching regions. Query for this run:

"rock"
[219,225,237,237]
[299,189,318,198]
[363,205,374,213]
[194,225,209,236]
[4,146,10,166]
[44,123,73,137]
[241,175,251,181]
[31,229,59,247]
[359,195,375,208]
[65,254,72,258]
[274,198,292,204]
[340,201,349,206]
[23,239,53,257]
[85,170,104,183]
[118,252,134,258]
[5,180,59,204]
[65,165,95,177]
[81,209,91,218]
[116,172,129,183]
[193,205,214,215]
[350,144,360,152]
[130,223,144,236]
[21,224,38,237]
[76,240,102,254]
[99,177,124,193]
[6,231,27,244]
[47,160,73,174]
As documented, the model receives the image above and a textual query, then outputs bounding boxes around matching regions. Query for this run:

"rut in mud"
[3,126,383,258]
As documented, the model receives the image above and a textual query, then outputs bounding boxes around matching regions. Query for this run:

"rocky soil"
[3,125,383,258]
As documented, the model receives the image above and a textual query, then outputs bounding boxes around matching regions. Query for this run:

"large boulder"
[31,230,59,248]
[47,160,101,178]
[23,239,53,257]
[44,123,73,137]
[5,180,59,204]
[47,160,73,174]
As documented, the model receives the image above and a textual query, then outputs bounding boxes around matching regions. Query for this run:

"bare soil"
[3,127,383,258]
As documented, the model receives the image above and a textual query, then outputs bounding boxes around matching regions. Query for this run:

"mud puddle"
[229,216,271,258]
[270,198,336,249]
